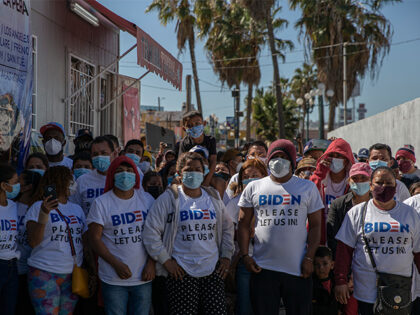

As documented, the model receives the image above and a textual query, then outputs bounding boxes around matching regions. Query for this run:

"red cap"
[267,139,297,169]
[395,148,416,163]
[349,162,372,178]
[104,156,140,193]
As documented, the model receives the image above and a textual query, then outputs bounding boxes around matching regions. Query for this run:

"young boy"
[312,246,340,315]
[177,110,216,186]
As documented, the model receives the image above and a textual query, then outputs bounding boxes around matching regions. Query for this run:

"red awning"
[85,0,137,37]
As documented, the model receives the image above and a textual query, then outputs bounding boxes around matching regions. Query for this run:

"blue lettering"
[87,189,95,198]
[125,213,136,224]
[209,210,216,220]
[111,215,121,226]
[193,210,203,220]
[259,195,267,205]
[1,220,11,230]
[273,195,283,205]
[379,222,391,232]
[374,222,379,232]
[291,195,301,205]
[18,216,25,227]
[142,211,148,221]
[364,223,373,233]
[268,195,272,205]
[401,224,409,233]
[51,213,60,223]
[180,211,189,222]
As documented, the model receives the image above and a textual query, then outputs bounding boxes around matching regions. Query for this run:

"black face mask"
[147,185,164,199]
[214,172,230,182]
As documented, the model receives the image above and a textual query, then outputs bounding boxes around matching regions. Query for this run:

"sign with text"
[123,84,141,143]
[137,27,182,91]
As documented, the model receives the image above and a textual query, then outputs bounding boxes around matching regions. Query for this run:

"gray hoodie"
[143,185,235,276]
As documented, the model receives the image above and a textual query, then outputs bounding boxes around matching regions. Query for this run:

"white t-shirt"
[225,173,239,203]
[49,156,74,170]
[0,200,20,260]
[404,194,420,211]
[324,174,347,209]
[72,169,107,215]
[25,201,86,274]
[336,200,420,303]
[226,195,241,225]
[172,187,219,277]
[87,190,154,286]
[238,175,324,276]
[395,179,411,202]
[16,202,32,274]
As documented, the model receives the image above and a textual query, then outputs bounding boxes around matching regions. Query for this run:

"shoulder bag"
[361,201,412,315]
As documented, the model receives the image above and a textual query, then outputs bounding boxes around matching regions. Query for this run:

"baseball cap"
[349,162,372,178]
[40,122,65,137]
[357,148,369,159]
[76,128,93,140]
[303,139,331,155]
[189,145,209,160]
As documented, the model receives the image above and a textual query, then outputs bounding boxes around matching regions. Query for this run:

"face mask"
[6,183,20,199]
[139,161,151,174]
[369,160,388,171]
[372,185,396,203]
[258,157,267,163]
[44,138,62,156]
[268,158,291,178]
[182,171,204,189]
[303,170,313,178]
[73,168,91,180]
[186,125,204,138]
[167,176,174,186]
[92,156,111,173]
[29,169,45,176]
[398,160,412,174]
[330,158,345,173]
[236,162,244,173]
[125,153,140,165]
[350,181,370,196]
[147,185,163,199]
[69,181,78,195]
[114,172,136,191]
[243,178,259,186]
[204,165,210,176]
[214,172,230,182]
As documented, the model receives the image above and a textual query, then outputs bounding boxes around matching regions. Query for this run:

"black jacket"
[311,272,340,315]
[327,192,354,259]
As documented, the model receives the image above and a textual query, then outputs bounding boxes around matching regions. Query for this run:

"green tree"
[290,0,399,130]
[147,0,206,113]
[252,87,299,141]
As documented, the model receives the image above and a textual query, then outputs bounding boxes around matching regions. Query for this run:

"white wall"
[328,98,420,158]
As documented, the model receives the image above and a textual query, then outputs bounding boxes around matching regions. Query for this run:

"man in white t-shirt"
[40,122,73,169]
[72,136,116,215]
[238,139,323,315]
[367,143,411,201]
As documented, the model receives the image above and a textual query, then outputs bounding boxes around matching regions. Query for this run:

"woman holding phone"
[26,166,87,314]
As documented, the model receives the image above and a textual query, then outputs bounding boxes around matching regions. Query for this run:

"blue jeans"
[101,281,152,315]
[236,260,253,315]
[0,258,18,315]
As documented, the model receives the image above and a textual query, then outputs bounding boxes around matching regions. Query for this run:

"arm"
[203,154,216,186]
[88,223,132,279]
[27,197,58,248]
[215,201,235,279]
[238,206,261,273]
[301,209,322,278]
[310,158,330,191]
[334,241,355,304]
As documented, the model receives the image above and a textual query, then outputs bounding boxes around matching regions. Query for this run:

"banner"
[0,0,32,168]
[122,84,141,143]
[137,27,183,91]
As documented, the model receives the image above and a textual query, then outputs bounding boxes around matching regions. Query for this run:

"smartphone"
[44,184,57,200]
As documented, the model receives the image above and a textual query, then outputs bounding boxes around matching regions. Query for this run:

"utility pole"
[232,88,240,149]
[158,97,161,111]
[343,42,348,125]
[186,75,192,112]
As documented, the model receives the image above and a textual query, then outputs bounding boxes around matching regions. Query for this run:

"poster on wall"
[122,84,141,143]
[0,0,33,168]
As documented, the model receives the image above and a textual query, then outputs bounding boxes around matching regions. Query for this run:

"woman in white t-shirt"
[0,163,21,314]
[26,166,87,315]
[143,152,234,315]
[88,156,155,315]
[226,158,267,315]
[335,166,420,315]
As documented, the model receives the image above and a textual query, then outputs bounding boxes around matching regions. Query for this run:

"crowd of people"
[0,109,419,315]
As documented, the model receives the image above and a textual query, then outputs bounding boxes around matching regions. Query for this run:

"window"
[68,55,95,137]
[99,73,116,135]
[31,35,38,131]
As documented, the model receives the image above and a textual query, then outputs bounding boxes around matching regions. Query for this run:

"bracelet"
[240,253,249,260]
[38,209,49,224]
[304,256,313,262]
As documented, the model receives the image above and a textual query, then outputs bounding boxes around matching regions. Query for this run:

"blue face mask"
[350,181,370,196]
[186,125,204,138]
[167,176,174,186]
[139,161,151,174]
[182,171,203,189]
[6,183,20,199]
[114,172,136,191]
[92,156,111,172]
[242,178,259,186]
[74,168,91,180]
[29,168,45,176]
[369,160,388,171]
[204,165,209,176]
[125,153,140,165]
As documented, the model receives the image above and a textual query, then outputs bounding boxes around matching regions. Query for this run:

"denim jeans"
[236,260,253,315]
[0,258,19,315]
[101,281,152,315]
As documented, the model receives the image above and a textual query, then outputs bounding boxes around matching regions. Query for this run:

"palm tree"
[239,0,292,139]
[290,0,399,130]
[147,0,205,113]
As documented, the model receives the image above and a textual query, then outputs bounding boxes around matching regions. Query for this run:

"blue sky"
[99,0,420,123]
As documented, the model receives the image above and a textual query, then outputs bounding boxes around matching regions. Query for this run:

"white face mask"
[44,138,62,156]
[268,157,291,178]
[330,158,345,173]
